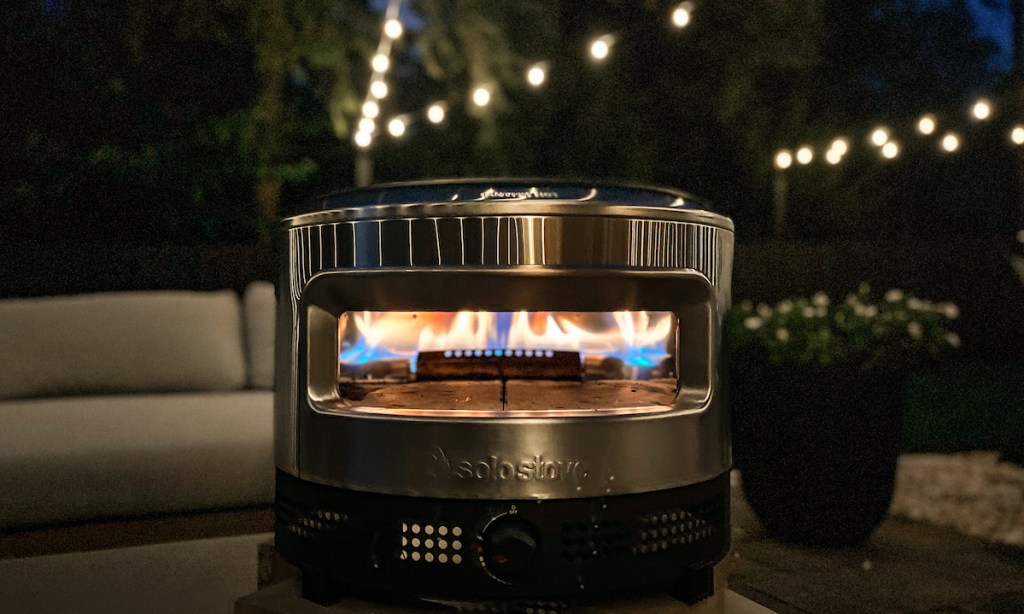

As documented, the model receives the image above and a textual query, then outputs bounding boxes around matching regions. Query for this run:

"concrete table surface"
[235,579,775,614]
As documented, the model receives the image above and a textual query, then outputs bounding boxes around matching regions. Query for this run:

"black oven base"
[275,469,730,608]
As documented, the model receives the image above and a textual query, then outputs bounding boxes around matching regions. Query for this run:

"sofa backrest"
[0,290,250,399]
[242,281,276,390]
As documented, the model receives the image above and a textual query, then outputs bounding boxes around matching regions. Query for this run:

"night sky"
[968,0,1013,70]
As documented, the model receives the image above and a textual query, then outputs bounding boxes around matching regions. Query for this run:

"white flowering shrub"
[725,284,961,372]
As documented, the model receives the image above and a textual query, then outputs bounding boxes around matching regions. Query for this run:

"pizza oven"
[274,179,735,610]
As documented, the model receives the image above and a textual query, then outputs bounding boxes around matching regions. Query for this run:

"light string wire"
[354,0,404,148]
[775,98,1024,170]
[353,2,1023,168]
[353,1,695,149]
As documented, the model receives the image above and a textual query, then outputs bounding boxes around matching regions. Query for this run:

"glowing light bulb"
[671,3,692,28]
[881,141,899,159]
[871,127,889,147]
[384,19,403,40]
[589,37,612,61]
[362,100,380,119]
[826,149,842,165]
[371,53,390,73]
[387,117,406,138]
[426,103,446,124]
[971,99,991,121]
[526,64,547,87]
[941,133,960,152]
[370,80,388,99]
[1012,125,1024,145]
[354,131,372,148]
[830,138,848,156]
[796,146,813,165]
[774,150,793,170]
[472,86,491,107]
[917,114,936,135]
[358,117,375,134]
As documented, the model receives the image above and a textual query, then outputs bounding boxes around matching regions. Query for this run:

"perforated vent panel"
[561,508,715,562]
[398,521,467,564]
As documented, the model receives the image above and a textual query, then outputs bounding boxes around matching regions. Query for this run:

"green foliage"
[1,0,1010,244]
[725,284,961,373]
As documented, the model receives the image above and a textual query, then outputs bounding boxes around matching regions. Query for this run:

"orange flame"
[339,310,673,367]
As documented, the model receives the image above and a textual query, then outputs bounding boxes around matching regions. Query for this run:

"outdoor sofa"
[0,282,277,530]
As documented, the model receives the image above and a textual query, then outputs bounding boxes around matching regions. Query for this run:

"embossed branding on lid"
[479,186,560,200]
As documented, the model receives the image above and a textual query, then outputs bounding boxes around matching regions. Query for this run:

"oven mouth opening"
[333,310,678,416]
[302,269,714,419]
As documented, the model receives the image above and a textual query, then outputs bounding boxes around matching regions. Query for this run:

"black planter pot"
[730,363,904,547]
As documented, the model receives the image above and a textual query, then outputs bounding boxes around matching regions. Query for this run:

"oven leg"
[667,564,714,605]
[299,568,345,606]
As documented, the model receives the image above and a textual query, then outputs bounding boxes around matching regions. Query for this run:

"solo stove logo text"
[432,447,588,482]
[479,187,559,200]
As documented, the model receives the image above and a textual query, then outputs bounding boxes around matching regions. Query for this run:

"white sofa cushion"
[242,282,276,390]
[0,391,274,529]
[0,291,247,399]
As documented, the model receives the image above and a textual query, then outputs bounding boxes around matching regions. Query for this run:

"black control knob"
[482,516,539,581]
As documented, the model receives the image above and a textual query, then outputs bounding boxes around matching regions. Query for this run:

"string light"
[778,107,1023,170]
[941,133,960,152]
[384,18,403,40]
[589,36,614,62]
[354,0,402,150]
[971,99,992,121]
[357,2,698,152]
[671,2,693,28]
[352,1,1024,176]
[1012,125,1024,145]
[370,80,389,99]
[371,53,391,73]
[388,117,407,138]
[526,63,548,87]
[472,86,492,107]
[917,114,936,135]
[871,127,890,147]
[354,131,373,148]
[362,101,380,119]
[426,103,446,124]
[774,150,793,170]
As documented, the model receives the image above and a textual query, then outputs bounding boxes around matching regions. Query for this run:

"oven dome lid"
[287,179,732,231]
[318,179,703,209]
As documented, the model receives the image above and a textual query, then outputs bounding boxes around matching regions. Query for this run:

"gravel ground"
[890,452,1024,547]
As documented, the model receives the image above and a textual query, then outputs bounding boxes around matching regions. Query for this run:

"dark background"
[2,0,1023,366]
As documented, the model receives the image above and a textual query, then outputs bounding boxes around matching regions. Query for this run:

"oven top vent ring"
[286,179,733,231]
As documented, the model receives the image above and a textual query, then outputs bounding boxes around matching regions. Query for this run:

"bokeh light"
[426,103,446,124]
[472,86,491,107]
[871,127,889,147]
[971,99,992,121]
[917,114,936,135]
[775,150,793,170]
[941,133,960,152]
[387,117,406,138]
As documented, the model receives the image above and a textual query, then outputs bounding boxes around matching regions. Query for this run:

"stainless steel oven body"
[274,180,734,608]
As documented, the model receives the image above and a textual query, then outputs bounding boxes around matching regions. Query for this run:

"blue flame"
[338,311,671,372]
